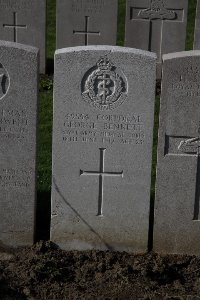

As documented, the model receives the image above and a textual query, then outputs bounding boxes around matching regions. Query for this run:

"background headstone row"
[0,0,200,77]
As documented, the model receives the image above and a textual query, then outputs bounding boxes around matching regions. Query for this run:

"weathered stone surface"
[51,46,156,252]
[0,41,39,248]
[194,0,200,49]
[56,0,118,49]
[0,0,46,73]
[125,0,188,78]
[154,51,200,256]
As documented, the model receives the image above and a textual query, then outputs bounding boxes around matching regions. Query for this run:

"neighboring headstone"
[0,0,46,73]
[194,0,200,49]
[154,51,200,256]
[56,0,118,49]
[0,41,39,248]
[51,46,156,252]
[125,0,188,78]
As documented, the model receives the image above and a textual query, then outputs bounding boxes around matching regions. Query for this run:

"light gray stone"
[0,0,46,73]
[194,0,200,50]
[0,41,39,248]
[125,0,188,78]
[154,51,200,256]
[56,0,118,49]
[51,45,156,252]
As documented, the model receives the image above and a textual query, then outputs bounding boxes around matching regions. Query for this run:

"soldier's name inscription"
[62,112,145,145]
[71,0,105,14]
[0,108,28,138]
[0,0,32,9]
[169,65,200,97]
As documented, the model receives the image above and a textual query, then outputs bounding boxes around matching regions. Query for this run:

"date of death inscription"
[0,168,32,189]
[0,109,29,140]
[62,113,145,145]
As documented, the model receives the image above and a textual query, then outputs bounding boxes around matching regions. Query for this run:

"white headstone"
[0,41,39,248]
[0,0,46,73]
[51,46,156,252]
[125,0,188,78]
[56,0,118,49]
[154,51,200,255]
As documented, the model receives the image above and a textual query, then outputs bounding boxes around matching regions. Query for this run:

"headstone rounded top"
[55,45,157,60]
[163,50,200,61]
[0,40,39,54]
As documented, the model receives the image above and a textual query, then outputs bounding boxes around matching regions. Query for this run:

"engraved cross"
[165,135,200,220]
[3,12,27,43]
[80,148,123,216]
[73,16,100,45]
[130,0,184,60]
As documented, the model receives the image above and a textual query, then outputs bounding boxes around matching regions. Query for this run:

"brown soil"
[1,242,200,300]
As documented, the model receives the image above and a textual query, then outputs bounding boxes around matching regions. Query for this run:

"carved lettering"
[62,112,145,145]
[72,0,106,14]
[0,168,32,188]
[64,121,96,129]
[0,0,32,9]
[0,109,29,139]
[169,65,200,97]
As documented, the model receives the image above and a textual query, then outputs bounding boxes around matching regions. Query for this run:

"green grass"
[37,91,53,192]
[46,0,56,63]
[117,0,126,46]
[186,0,197,50]
[37,0,198,195]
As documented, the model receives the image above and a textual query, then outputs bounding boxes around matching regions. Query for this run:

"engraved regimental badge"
[178,137,200,155]
[0,63,10,100]
[138,0,176,20]
[81,56,128,111]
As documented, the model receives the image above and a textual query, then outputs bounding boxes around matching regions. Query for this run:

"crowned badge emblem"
[178,137,200,155]
[81,56,128,111]
[0,63,10,100]
[138,0,176,20]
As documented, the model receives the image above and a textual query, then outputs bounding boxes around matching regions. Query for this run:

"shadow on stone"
[52,177,114,251]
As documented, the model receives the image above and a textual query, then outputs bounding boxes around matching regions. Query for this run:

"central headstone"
[51,46,156,252]
[125,0,188,78]
[0,41,39,248]
[0,0,46,73]
[56,0,118,49]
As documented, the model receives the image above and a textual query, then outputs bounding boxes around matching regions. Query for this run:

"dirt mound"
[1,241,200,300]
